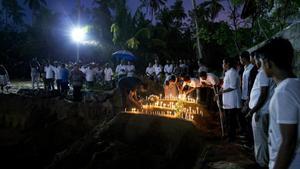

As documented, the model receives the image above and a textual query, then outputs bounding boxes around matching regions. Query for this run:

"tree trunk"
[191,0,203,60]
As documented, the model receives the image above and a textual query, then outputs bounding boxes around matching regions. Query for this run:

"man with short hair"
[30,58,40,89]
[199,71,220,110]
[126,61,135,77]
[164,60,173,77]
[104,63,114,87]
[145,62,155,80]
[44,63,55,91]
[259,38,300,169]
[181,76,201,97]
[246,52,275,168]
[83,64,96,89]
[216,58,241,142]
[53,63,63,93]
[115,60,127,79]
[70,64,85,101]
[239,51,258,145]
[60,64,69,97]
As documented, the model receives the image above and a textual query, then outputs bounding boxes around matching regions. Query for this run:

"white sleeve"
[276,91,298,124]
[229,71,238,89]
[258,71,269,87]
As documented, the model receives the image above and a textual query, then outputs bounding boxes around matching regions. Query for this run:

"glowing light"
[71,27,87,43]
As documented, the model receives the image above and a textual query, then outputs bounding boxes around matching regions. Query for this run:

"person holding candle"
[180,76,202,99]
[164,75,179,99]
[118,76,148,110]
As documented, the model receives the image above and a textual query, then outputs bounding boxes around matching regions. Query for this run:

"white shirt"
[104,67,113,81]
[115,64,127,76]
[183,78,201,88]
[53,66,62,80]
[44,65,54,79]
[126,65,135,77]
[249,68,275,112]
[153,64,162,75]
[146,66,155,76]
[164,64,173,74]
[200,73,219,86]
[84,68,95,82]
[222,68,241,109]
[241,64,254,100]
[268,78,300,169]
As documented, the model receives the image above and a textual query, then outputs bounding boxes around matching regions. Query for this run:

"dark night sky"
[20,0,231,24]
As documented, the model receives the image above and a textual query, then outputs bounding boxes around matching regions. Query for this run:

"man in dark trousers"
[118,77,147,110]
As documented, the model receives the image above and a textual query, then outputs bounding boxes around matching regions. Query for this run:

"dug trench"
[0,92,257,169]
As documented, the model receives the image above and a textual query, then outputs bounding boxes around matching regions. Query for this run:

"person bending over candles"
[118,77,148,110]
[180,76,202,98]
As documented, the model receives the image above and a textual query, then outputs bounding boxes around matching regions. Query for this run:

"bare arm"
[274,124,297,169]
[246,86,268,118]
[128,91,142,109]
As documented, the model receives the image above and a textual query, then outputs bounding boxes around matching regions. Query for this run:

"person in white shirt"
[199,71,219,88]
[115,60,127,79]
[153,60,162,82]
[215,58,241,142]
[83,65,96,89]
[44,63,55,91]
[181,76,202,97]
[145,62,155,80]
[199,71,220,110]
[53,63,63,92]
[30,58,40,89]
[246,53,276,168]
[239,51,258,145]
[164,60,173,77]
[104,63,114,87]
[259,37,300,169]
[126,61,135,77]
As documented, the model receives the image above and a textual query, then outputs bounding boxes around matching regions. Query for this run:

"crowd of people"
[139,37,299,169]
[0,37,299,169]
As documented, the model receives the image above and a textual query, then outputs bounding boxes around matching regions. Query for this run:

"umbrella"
[112,50,137,61]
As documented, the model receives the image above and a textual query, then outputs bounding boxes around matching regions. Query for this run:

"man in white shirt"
[247,53,276,168]
[199,71,220,110]
[153,60,162,82]
[164,60,173,77]
[115,60,127,79]
[83,65,96,89]
[259,37,300,169]
[216,58,241,142]
[44,63,55,91]
[104,63,113,87]
[181,76,202,97]
[53,63,63,93]
[126,61,135,77]
[240,51,258,145]
[145,62,155,80]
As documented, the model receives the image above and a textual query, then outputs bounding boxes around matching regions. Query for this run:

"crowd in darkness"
[0,37,299,169]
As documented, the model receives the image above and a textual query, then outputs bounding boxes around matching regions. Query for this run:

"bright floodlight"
[71,27,86,43]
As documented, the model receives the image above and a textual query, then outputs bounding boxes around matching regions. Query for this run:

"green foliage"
[1,0,25,26]
[111,23,120,45]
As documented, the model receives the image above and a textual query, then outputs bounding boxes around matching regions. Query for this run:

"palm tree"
[1,0,25,27]
[23,0,47,24]
[140,0,167,21]
[200,0,224,21]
